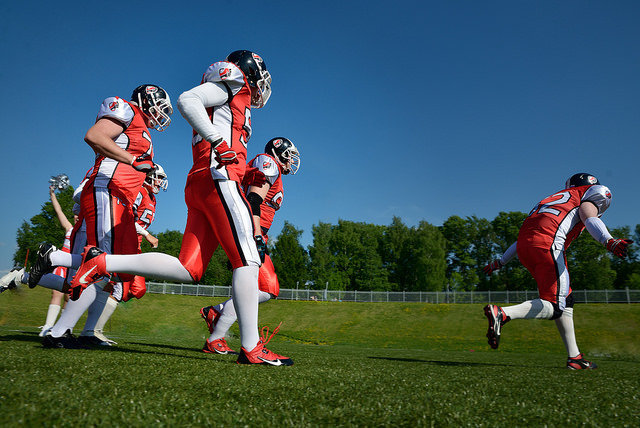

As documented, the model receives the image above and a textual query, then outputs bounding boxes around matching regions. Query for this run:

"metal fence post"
[605,289,608,304]
[626,287,630,304]
[488,289,491,303]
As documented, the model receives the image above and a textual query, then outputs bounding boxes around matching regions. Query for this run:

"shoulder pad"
[582,185,612,216]
[252,154,280,185]
[97,97,134,127]
[203,61,246,88]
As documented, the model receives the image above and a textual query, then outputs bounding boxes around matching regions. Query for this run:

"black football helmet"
[144,163,168,194]
[131,84,173,131]
[226,50,272,108]
[265,137,300,175]
[565,172,600,189]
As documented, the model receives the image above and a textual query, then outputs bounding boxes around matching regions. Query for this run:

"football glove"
[131,154,156,173]
[243,166,268,187]
[606,238,633,258]
[211,138,238,168]
[255,235,268,263]
[483,259,503,275]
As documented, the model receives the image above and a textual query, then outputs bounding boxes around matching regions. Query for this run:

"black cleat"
[78,335,113,347]
[28,243,56,288]
[484,304,510,349]
[567,354,598,370]
[42,329,88,349]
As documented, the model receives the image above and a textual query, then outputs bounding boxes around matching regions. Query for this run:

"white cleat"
[0,267,25,293]
[39,325,53,337]
[93,330,117,345]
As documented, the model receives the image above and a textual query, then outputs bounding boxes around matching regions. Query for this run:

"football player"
[482,173,632,369]
[200,137,300,355]
[78,165,167,346]
[66,51,292,365]
[27,84,173,348]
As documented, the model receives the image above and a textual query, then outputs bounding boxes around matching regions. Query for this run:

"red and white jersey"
[244,153,284,233]
[189,61,253,182]
[133,187,157,231]
[89,97,153,204]
[519,184,612,250]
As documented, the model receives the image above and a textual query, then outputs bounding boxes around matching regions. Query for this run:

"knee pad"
[551,303,563,320]
[565,293,575,308]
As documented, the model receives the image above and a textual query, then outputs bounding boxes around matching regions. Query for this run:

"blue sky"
[1,1,639,273]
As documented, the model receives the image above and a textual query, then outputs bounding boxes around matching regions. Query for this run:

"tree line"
[14,188,640,292]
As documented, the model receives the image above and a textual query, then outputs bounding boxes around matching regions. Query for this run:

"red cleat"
[567,353,598,370]
[69,246,108,300]
[200,306,221,334]
[236,323,293,366]
[202,337,235,355]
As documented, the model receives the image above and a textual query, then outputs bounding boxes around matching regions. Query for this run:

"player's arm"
[246,182,270,234]
[84,117,133,163]
[580,202,632,258]
[483,241,517,275]
[49,185,73,232]
[135,222,158,248]
[177,82,228,144]
[85,117,154,172]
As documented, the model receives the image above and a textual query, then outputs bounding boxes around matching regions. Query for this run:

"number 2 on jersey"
[529,191,570,216]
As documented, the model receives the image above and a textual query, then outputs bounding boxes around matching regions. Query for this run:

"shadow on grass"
[368,355,532,368]
[0,332,234,362]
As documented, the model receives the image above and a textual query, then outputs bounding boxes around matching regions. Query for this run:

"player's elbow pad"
[246,192,263,217]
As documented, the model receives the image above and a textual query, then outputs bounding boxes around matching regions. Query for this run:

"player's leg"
[203,290,273,355]
[44,187,114,344]
[39,289,65,337]
[208,179,291,365]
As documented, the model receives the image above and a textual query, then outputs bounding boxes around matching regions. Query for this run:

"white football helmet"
[144,164,168,194]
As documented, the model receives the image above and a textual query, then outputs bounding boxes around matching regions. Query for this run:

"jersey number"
[529,191,570,217]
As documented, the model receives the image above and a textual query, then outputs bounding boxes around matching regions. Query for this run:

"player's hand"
[146,234,159,248]
[255,235,268,263]
[211,138,238,168]
[606,238,633,258]
[244,166,268,187]
[483,259,503,275]
[131,154,156,173]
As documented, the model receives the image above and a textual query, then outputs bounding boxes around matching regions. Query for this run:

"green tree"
[484,211,536,291]
[380,216,411,291]
[271,221,310,289]
[442,215,492,291]
[14,187,75,267]
[398,221,446,291]
[566,232,616,289]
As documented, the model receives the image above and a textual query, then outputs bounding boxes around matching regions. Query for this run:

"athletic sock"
[210,299,236,342]
[209,291,272,342]
[232,266,260,351]
[48,280,106,338]
[80,286,111,336]
[105,253,193,282]
[93,297,118,335]
[502,298,554,320]
[44,304,61,327]
[555,307,580,357]
[49,251,82,268]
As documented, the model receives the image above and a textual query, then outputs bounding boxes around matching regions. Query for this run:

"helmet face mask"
[265,137,300,175]
[565,172,599,189]
[144,164,168,194]
[131,85,173,131]
[226,50,272,108]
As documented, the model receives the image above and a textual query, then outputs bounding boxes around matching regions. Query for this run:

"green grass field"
[1,287,639,426]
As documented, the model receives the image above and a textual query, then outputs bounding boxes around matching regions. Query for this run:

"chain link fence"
[146,282,640,304]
